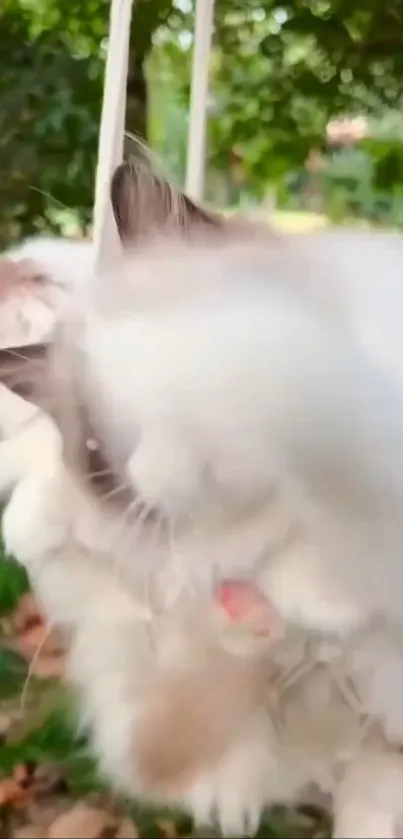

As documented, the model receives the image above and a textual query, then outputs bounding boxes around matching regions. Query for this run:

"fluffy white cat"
[4,165,403,835]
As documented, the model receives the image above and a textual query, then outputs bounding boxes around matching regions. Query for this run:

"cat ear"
[110,160,221,244]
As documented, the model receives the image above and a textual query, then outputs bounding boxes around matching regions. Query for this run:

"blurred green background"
[3,0,403,247]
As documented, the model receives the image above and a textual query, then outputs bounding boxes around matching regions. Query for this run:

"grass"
[270,210,328,232]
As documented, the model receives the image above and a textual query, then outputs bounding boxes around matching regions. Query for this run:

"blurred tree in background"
[2,0,403,247]
[0,0,176,246]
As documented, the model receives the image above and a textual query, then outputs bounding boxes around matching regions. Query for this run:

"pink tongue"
[215,580,283,639]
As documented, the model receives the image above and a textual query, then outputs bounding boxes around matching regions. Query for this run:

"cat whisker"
[329,666,363,714]
[167,515,177,561]
[110,495,145,547]
[28,185,70,211]
[100,482,130,504]
[4,349,34,362]
[277,648,316,694]
[145,512,166,616]
[87,467,114,481]
[111,497,155,575]
[166,514,193,598]
[0,363,34,378]
[19,622,59,712]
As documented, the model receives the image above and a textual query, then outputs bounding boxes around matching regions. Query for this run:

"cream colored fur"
[5,229,403,835]
[2,395,403,838]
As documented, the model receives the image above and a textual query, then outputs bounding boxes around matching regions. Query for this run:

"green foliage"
[209,0,403,188]
[146,0,403,203]
[0,559,29,615]
[0,0,176,248]
[0,649,28,700]
[0,0,104,246]
[3,0,403,240]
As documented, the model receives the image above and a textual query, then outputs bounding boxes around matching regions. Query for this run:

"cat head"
[0,157,249,501]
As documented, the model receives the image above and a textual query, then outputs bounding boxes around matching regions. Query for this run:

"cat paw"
[177,716,275,837]
[3,469,69,569]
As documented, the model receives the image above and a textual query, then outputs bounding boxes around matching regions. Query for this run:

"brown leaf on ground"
[28,655,65,680]
[157,819,181,838]
[12,763,35,788]
[9,597,66,680]
[0,777,29,806]
[115,818,139,838]
[16,623,65,659]
[47,803,117,839]
[11,594,43,635]
[25,798,71,833]
[13,826,47,839]
[28,763,69,799]
[0,710,16,738]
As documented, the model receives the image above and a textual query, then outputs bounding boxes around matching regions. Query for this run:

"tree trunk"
[125,0,175,144]
[126,49,148,141]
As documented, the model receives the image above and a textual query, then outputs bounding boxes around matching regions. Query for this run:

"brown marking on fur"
[134,645,273,793]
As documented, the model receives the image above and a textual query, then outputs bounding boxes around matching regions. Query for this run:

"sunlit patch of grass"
[221,204,329,234]
[271,210,328,233]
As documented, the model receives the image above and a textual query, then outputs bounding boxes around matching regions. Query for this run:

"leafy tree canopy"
[2,0,403,245]
[0,0,176,246]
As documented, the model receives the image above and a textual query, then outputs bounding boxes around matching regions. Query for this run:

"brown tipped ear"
[110,160,222,244]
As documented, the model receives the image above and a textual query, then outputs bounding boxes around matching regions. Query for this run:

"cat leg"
[69,597,275,833]
[2,467,69,572]
[0,410,61,499]
[3,463,156,793]
[175,710,281,837]
[333,752,403,839]
[2,465,85,631]
[2,462,151,626]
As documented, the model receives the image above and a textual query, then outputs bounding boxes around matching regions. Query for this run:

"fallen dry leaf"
[10,616,66,681]
[11,594,43,635]
[29,763,69,798]
[0,777,29,806]
[47,803,116,839]
[0,711,16,738]
[16,624,64,660]
[13,763,35,788]
[115,818,139,838]
[28,655,65,680]
[157,819,180,837]
[13,826,46,839]
[25,799,70,833]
